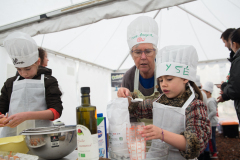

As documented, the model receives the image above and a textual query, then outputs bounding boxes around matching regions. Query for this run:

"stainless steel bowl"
[21,125,77,160]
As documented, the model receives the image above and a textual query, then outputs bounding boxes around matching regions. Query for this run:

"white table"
[38,150,78,160]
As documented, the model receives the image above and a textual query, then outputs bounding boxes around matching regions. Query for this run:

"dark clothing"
[139,74,154,89]
[211,126,217,153]
[0,66,63,116]
[227,49,235,62]
[121,65,161,96]
[221,49,240,122]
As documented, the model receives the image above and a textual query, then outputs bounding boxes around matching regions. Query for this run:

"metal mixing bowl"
[21,125,77,160]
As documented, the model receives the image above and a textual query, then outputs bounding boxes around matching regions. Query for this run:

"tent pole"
[115,9,161,72]
[177,6,223,33]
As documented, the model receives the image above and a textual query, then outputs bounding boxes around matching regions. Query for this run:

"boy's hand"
[5,112,28,128]
[140,124,162,141]
[0,114,7,127]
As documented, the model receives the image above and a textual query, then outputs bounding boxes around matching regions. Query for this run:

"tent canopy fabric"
[0,0,240,125]
[1,0,240,71]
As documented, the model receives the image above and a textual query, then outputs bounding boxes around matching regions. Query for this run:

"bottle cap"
[97,113,103,117]
[81,87,90,94]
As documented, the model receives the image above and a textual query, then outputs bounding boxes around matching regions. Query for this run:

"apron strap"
[15,76,20,82]
[41,74,45,83]
[154,65,157,92]
[154,93,163,102]
[182,83,195,110]
[134,65,157,92]
[134,68,139,90]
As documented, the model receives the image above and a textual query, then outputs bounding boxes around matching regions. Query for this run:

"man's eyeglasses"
[131,49,155,57]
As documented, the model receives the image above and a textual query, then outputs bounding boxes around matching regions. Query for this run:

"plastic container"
[109,140,169,160]
[0,135,29,153]
[126,122,146,159]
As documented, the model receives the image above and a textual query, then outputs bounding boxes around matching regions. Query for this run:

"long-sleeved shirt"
[207,98,218,127]
[0,66,63,120]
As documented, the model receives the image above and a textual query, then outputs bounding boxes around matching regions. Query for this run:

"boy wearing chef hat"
[137,45,210,159]
[0,32,63,138]
[202,81,218,158]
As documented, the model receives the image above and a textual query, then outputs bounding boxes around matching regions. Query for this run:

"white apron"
[134,68,160,125]
[134,67,158,95]
[1,74,53,138]
[152,84,195,160]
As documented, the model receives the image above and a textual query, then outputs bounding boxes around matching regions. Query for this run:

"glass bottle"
[76,87,98,160]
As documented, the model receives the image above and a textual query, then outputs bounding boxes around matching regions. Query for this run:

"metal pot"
[21,125,77,160]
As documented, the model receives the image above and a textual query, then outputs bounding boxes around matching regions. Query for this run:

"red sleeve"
[48,108,60,121]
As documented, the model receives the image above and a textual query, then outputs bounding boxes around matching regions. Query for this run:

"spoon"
[127,96,143,103]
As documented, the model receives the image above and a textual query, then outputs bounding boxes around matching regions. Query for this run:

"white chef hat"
[3,31,38,68]
[156,45,198,82]
[127,16,158,49]
[202,81,214,93]
[195,75,201,87]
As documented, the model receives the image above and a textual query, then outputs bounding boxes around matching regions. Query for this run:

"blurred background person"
[220,28,236,62]
[195,75,208,105]
[203,82,219,159]
[218,28,240,123]
[38,47,49,67]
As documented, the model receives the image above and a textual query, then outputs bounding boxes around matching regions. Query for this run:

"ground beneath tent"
[215,131,240,160]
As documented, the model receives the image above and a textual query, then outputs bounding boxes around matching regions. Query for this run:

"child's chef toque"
[3,32,38,68]
[202,81,214,93]
[195,75,201,87]
[127,16,158,49]
[156,45,198,82]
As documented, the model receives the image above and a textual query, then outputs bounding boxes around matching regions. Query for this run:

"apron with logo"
[152,84,195,160]
[1,74,53,138]
[133,68,160,125]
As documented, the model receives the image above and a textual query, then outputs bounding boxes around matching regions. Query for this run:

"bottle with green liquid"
[76,87,99,160]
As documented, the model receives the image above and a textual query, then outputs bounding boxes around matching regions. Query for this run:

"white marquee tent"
[0,0,240,126]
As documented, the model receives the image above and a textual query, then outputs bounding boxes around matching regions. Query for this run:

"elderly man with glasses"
[117,16,162,124]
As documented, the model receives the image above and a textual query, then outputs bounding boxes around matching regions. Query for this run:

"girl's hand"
[140,124,162,141]
[5,112,28,128]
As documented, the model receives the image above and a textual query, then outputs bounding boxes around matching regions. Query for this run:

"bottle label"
[77,125,99,160]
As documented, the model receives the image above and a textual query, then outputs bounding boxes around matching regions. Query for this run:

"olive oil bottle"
[76,87,98,160]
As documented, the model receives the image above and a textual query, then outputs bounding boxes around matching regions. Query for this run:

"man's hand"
[226,75,230,80]
[117,87,131,98]
[217,96,224,103]
[219,90,223,94]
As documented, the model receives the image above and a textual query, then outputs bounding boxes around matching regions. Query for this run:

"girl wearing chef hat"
[202,81,218,158]
[136,45,210,159]
[0,32,63,137]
